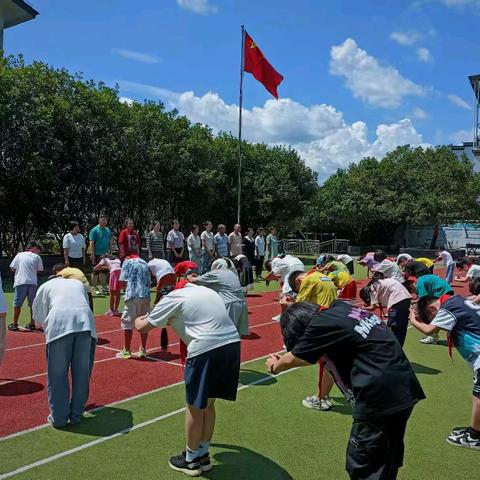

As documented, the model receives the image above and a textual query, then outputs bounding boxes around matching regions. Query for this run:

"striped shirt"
[146,231,165,258]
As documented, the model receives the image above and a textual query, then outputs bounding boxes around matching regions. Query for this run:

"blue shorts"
[13,284,37,308]
[185,342,241,409]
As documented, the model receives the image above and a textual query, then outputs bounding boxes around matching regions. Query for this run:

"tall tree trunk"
[429,224,439,250]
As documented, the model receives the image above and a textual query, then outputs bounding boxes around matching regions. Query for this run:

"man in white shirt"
[33,277,96,427]
[337,254,355,275]
[200,221,215,274]
[135,276,240,477]
[372,251,404,284]
[8,241,44,331]
[434,248,455,285]
[166,219,185,265]
[62,221,86,270]
[228,224,243,257]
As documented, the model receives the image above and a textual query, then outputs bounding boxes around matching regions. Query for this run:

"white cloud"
[118,80,427,182]
[112,48,161,64]
[390,31,421,46]
[441,0,480,8]
[448,94,471,110]
[416,47,434,63]
[329,38,426,108]
[176,0,218,14]
[119,96,134,105]
[412,107,429,119]
[449,129,472,144]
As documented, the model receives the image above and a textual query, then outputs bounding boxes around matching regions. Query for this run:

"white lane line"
[0,365,294,480]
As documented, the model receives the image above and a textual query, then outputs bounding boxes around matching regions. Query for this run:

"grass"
[0,329,478,479]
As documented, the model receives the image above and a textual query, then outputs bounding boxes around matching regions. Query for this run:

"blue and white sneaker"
[447,431,480,450]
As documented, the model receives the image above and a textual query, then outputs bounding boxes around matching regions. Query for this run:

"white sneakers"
[302,395,333,411]
[420,334,439,344]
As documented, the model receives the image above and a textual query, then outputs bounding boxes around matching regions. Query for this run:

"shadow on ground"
[0,379,44,396]
[205,444,293,480]
[66,406,133,437]
[411,362,442,375]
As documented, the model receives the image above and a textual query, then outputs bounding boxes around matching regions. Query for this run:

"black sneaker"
[198,453,212,472]
[24,323,36,331]
[7,323,19,332]
[169,451,202,477]
[447,431,480,450]
[451,426,469,436]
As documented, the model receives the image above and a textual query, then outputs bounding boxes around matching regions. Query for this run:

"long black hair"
[359,272,385,306]
[280,302,319,351]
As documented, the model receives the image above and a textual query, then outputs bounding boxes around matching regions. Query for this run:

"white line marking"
[0,365,294,479]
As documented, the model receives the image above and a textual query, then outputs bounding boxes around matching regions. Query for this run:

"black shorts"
[185,342,241,409]
[387,298,411,347]
[68,257,84,270]
[346,408,412,480]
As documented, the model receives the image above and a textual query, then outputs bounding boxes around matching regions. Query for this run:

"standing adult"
[33,277,96,427]
[62,221,86,271]
[88,215,112,296]
[166,219,185,265]
[214,224,228,258]
[187,225,202,271]
[118,218,141,260]
[200,221,215,274]
[228,224,243,257]
[265,227,278,262]
[254,228,266,279]
[0,274,7,367]
[434,247,455,285]
[243,228,256,271]
[146,221,165,260]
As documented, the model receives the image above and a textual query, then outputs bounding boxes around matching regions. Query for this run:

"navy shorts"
[185,342,241,409]
[13,284,37,308]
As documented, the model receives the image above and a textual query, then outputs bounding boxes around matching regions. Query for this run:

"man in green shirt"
[88,215,113,295]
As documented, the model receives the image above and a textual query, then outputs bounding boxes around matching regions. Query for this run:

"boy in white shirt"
[434,247,455,285]
[8,241,44,331]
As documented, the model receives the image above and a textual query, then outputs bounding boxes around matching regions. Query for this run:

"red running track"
[0,291,284,437]
[0,273,469,438]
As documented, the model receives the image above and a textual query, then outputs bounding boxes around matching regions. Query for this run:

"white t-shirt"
[440,250,454,266]
[62,232,85,259]
[147,284,240,358]
[467,265,480,280]
[187,234,201,255]
[271,255,305,295]
[369,278,411,310]
[201,231,215,252]
[372,259,404,283]
[228,232,243,257]
[32,277,96,344]
[255,236,265,256]
[337,254,353,265]
[10,251,44,287]
[148,258,174,283]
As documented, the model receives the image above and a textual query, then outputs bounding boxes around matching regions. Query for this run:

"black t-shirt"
[291,300,425,420]
[405,260,429,277]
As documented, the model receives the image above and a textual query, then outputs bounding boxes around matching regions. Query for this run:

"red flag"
[243,31,283,99]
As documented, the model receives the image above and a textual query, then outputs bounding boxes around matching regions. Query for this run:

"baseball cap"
[174,261,198,277]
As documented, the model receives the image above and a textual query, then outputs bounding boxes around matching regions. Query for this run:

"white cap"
[148,259,174,283]
[396,253,413,263]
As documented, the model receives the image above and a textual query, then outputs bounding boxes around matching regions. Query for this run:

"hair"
[191,224,199,233]
[52,263,66,274]
[404,260,429,278]
[26,240,42,251]
[416,296,438,324]
[99,214,108,220]
[270,227,276,232]
[402,279,416,294]
[288,270,305,294]
[373,250,387,263]
[324,254,335,264]
[70,221,80,231]
[280,302,319,351]
[264,260,272,272]
[151,220,161,229]
[456,257,472,270]
[217,223,225,231]
[203,220,212,228]
[359,272,384,305]
[124,217,134,227]
[469,277,480,296]
[172,219,179,225]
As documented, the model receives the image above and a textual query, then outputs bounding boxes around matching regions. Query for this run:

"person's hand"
[148,253,153,260]
[90,254,95,265]
[266,353,280,373]
[186,274,198,282]
[65,259,70,267]
[279,295,295,306]
[409,307,419,324]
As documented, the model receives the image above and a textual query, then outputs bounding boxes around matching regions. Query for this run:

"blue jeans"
[445,263,455,285]
[201,252,212,274]
[46,331,96,426]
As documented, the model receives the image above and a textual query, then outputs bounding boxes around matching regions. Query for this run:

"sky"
[4,0,480,181]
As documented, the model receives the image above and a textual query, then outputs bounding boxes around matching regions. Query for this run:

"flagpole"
[237,25,245,225]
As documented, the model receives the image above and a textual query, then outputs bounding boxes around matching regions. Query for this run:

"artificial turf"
[0,327,478,479]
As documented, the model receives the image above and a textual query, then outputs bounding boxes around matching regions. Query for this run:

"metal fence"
[283,239,350,257]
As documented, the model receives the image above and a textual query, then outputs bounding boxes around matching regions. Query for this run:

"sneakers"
[198,453,212,472]
[105,309,115,316]
[420,334,438,344]
[47,414,67,428]
[447,431,480,450]
[24,323,36,331]
[93,288,101,296]
[113,309,121,317]
[137,347,147,359]
[116,348,132,359]
[7,323,19,331]
[169,452,202,477]
[302,395,333,411]
[102,287,109,295]
[272,314,281,322]
[451,426,469,436]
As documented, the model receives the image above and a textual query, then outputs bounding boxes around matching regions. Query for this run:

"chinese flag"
[244,31,283,99]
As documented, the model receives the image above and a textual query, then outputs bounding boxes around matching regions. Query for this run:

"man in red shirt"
[118,218,141,260]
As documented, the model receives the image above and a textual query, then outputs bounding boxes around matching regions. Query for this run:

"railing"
[283,239,350,257]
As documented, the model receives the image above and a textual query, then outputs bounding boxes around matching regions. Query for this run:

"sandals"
[24,323,36,331]
[7,323,19,331]
[7,323,36,331]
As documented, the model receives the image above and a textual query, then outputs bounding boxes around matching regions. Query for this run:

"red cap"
[174,261,198,277]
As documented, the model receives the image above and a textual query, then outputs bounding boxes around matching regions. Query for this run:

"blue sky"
[4,0,480,179]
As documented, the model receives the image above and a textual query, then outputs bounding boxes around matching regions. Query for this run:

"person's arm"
[32,287,48,327]
[82,244,86,265]
[227,234,232,257]
[118,231,126,259]
[93,258,106,272]
[135,316,156,334]
[409,308,441,335]
[146,232,153,258]
[136,295,179,333]
[433,255,442,264]
[265,351,310,374]
[62,235,70,265]
[454,275,468,283]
